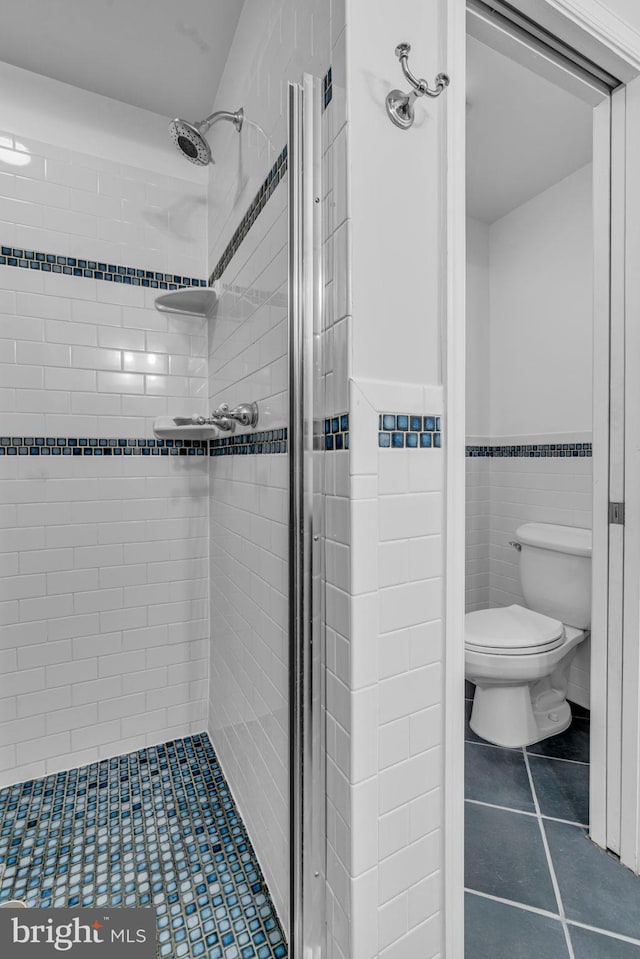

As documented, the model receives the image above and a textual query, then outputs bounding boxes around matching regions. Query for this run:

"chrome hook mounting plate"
[386,42,450,129]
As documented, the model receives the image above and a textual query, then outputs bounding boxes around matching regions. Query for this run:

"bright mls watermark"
[0,908,156,956]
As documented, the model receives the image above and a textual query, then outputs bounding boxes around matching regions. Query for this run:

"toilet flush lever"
[509,541,522,551]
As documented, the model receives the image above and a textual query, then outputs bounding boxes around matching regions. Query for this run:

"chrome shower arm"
[199,108,244,134]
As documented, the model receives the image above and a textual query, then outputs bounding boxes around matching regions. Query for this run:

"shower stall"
[0,31,326,957]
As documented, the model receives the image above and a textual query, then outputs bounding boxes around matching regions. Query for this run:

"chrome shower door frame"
[288,76,326,959]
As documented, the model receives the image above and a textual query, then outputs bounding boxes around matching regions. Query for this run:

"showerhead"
[169,119,212,166]
[169,108,244,166]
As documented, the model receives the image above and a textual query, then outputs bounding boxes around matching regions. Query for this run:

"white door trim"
[589,89,613,852]
[604,85,627,857]
[620,74,640,873]
[444,1,467,956]
[445,1,640,954]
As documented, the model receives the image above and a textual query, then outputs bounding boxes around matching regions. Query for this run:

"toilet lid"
[465,605,565,655]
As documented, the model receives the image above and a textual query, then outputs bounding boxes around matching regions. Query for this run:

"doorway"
[460,6,640,955]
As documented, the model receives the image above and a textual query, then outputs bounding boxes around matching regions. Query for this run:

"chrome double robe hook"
[386,43,450,129]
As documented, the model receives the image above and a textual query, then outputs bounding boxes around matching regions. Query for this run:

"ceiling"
[0,0,245,121]
[466,36,593,223]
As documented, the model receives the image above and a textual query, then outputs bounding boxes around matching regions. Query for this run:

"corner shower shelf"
[154,284,219,318]
[153,416,219,440]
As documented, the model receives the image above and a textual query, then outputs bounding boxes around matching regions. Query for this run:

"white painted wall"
[465,220,491,615]
[347,2,443,388]
[0,79,209,787]
[489,164,593,437]
[466,165,593,440]
[465,217,490,438]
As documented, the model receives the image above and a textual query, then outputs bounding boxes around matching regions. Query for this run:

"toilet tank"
[516,523,592,629]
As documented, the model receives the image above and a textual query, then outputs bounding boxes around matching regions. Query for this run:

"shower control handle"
[172,404,259,432]
[173,415,207,426]
[212,402,259,430]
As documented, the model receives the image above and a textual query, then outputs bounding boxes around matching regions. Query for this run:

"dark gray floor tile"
[529,755,589,824]
[465,801,559,912]
[570,925,640,958]
[568,701,591,720]
[546,821,640,940]
[527,718,590,764]
[466,680,476,699]
[465,892,569,959]
[465,742,535,812]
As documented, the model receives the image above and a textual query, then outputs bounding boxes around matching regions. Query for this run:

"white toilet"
[465,522,592,748]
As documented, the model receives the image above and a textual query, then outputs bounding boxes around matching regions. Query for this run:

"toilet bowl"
[466,604,587,747]
[465,523,592,748]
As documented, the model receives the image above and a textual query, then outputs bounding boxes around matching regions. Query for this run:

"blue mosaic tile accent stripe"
[323,67,333,110]
[466,443,592,458]
[209,147,288,284]
[378,413,442,450]
[0,734,287,959]
[0,436,207,456]
[0,246,206,291]
[209,428,288,456]
[324,414,349,451]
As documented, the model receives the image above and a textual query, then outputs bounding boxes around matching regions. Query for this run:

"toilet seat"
[465,604,565,656]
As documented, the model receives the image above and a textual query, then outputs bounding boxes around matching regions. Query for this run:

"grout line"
[466,887,640,959]
[465,798,586,829]
[465,798,537,818]
[526,750,590,767]
[566,918,640,948]
[523,748,576,959]
[464,887,563,922]
[464,726,590,765]
[541,813,589,829]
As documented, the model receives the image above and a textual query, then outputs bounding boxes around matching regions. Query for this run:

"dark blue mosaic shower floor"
[0,734,288,959]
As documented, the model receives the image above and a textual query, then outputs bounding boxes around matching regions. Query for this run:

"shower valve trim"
[173,402,259,433]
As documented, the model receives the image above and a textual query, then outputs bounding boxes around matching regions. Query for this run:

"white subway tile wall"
[0,125,209,786]
[0,453,209,785]
[322,17,351,958]
[465,437,593,707]
[465,455,490,613]
[206,176,289,928]
[0,130,206,278]
[344,380,445,959]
